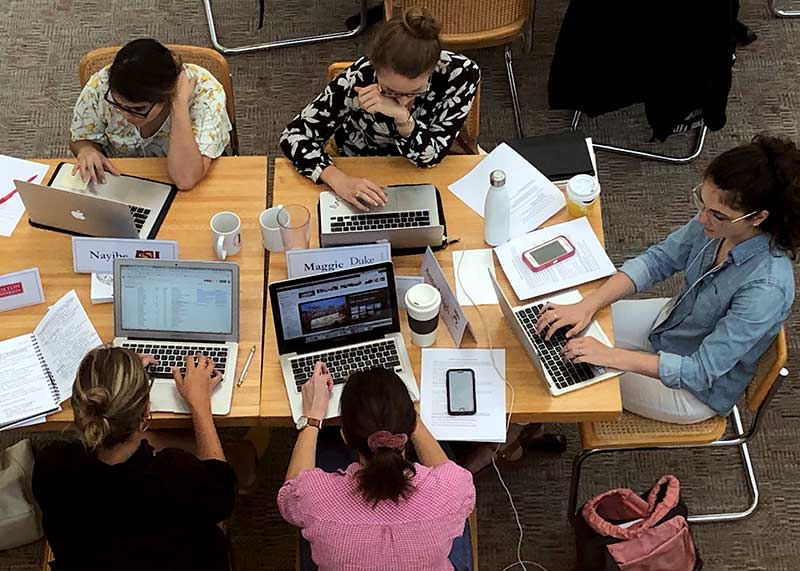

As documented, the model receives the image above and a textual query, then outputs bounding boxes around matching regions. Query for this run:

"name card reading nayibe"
[72,237,179,274]
[0,267,45,313]
[286,243,392,279]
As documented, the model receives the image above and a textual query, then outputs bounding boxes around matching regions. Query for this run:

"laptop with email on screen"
[269,261,419,422]
[111,259,240,415]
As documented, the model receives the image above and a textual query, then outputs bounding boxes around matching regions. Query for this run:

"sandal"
[463,424,526,475]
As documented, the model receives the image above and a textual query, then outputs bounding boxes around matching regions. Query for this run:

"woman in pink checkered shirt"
[278,364,476,571]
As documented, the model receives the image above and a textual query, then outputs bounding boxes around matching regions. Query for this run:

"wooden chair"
[385,0,532,138]
[78,45,240,156]
[327,61,481,155]
[568,328,789,524]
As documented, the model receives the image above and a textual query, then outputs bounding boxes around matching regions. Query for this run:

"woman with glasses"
[70,38,232,189]
[33,347,236,570]
[280,7,480,212]
[535,135,799,424]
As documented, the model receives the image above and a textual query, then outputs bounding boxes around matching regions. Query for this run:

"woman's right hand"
[301,361,333,420]
[329,171,387,212]
[535,299,599,340]
[72,146,120,184]
[172,354,222,414]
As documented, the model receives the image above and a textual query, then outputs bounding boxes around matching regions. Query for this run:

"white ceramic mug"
[210,211,242,260]
[259,204,284,252]
[405,283,442,347]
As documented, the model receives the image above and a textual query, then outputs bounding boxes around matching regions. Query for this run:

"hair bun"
[402,7,441,41]
[754,134,800,193]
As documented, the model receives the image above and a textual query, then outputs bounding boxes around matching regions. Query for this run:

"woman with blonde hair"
[33,346,235,570]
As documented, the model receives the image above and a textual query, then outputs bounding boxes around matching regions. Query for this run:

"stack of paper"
[420,348,507,443]
[447,143,566,238]
[494,217,616,300]
[0,155,50,237]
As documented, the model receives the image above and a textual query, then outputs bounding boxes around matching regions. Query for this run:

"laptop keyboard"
[516,305,595,390]
[290,339,402,391]
[128,206,152,231]
[329,211,431,233]
[121,342,229,378]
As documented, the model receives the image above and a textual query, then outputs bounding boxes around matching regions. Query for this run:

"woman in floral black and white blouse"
[280,7,480,212]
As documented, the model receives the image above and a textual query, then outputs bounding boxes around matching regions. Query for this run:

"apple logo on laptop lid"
[70,210,86,221]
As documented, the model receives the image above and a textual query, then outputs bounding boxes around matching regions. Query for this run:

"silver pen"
[236,344,256,387]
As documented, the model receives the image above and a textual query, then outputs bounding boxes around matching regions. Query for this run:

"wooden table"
[0,156,268,428]
[262,156,622,425]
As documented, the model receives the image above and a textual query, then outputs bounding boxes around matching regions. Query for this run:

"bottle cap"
[489,170,506,188]
[566,174,599,203]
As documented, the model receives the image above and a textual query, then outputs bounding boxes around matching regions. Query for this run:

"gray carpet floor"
[1,0,799,569]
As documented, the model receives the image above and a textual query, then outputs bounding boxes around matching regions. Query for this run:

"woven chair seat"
[579,411,728,450]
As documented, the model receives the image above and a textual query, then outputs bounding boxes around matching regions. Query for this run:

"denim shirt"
[620,217,795,415]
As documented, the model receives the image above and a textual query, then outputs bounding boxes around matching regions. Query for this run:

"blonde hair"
[71,346,150,451]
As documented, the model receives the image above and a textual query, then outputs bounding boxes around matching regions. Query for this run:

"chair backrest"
[384,0,529,49]
[78,45,240,155]
[745,327,788,414]
[327,61,480,154]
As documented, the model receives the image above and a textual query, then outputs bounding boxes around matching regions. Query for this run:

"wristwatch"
[296,416,322,431]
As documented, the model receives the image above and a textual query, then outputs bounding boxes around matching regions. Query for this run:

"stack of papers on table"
[495,217,616,301]
[0,155,50,237]
[448,143,566,238]
[420,348,507,443]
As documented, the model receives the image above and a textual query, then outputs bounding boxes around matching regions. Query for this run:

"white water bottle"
[484,169,510,246]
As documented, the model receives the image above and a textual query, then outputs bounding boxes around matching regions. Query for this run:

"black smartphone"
[446,368,477,416]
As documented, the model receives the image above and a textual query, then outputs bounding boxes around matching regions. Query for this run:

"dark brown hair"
[368,7,442,78]
[705,133,800,259]
[108,38,181,104]
[340,368,417,504]
[71,346,150,451]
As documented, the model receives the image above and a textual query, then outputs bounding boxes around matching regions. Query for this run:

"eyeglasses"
[104,89,156,118]
[691,184,757,225]
[376,76,431,99]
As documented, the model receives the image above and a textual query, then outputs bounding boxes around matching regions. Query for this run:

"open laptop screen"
[270,262,399,355]
[114,260,239,342]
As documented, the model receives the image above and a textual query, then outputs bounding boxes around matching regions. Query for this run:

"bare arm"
[285,426,320,482]
[172,354,225,461]
[69,140,120,184]
[285,362,333,482]
[410,416,448,468]
[584,272,637,314]
[167,70,211,190]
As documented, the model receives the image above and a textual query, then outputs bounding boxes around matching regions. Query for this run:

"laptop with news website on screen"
[269,261,419,422]
[111,259,240,415]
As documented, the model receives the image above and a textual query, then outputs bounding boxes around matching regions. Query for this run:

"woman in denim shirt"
[536,135,798,423]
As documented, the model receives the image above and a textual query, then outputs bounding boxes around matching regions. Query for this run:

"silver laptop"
[15,162,175,239]
[111,259,240,415]
[269,261,418,422]
[489,272,619,396]
[319,184,444,250]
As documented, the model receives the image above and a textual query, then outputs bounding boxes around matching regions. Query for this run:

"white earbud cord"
[455,241,549,571]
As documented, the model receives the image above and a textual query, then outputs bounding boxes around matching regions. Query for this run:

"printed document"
[495,217,616,300]
[0,155,49,237]
[0,335,60,429]
[420,348,506,443]
[448,143,565,237]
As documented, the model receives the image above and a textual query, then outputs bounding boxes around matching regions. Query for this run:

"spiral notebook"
[0,290,102,430]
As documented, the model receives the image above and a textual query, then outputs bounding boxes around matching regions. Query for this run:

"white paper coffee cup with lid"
[404,283,442,348]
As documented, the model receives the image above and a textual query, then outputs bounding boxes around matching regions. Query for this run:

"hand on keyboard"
[561,337,616,368]
[535,300,598,341]
[138,353,159,368]
[171,354,223,414]
[302,361,333,420]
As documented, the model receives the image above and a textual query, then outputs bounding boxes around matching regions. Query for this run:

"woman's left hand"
[355,84,408,121]
[174,67,197,106]
[562,337,618,368]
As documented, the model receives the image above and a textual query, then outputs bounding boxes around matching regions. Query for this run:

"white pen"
[236,344,256,387]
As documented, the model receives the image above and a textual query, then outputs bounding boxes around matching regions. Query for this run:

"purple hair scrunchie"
[367,430,409,452]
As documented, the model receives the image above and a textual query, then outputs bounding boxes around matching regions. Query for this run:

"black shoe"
[346,5,385,31]
[733,20,758,46]
[519,430,567,454]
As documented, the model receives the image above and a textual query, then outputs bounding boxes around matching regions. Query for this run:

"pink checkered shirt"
[278,460,475,571]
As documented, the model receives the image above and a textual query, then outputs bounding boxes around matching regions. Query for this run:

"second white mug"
[210,211,242,260]
[259,204,284,252]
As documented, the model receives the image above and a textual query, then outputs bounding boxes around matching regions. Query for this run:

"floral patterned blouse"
[70,63,232,159]
[280,51,480,182]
